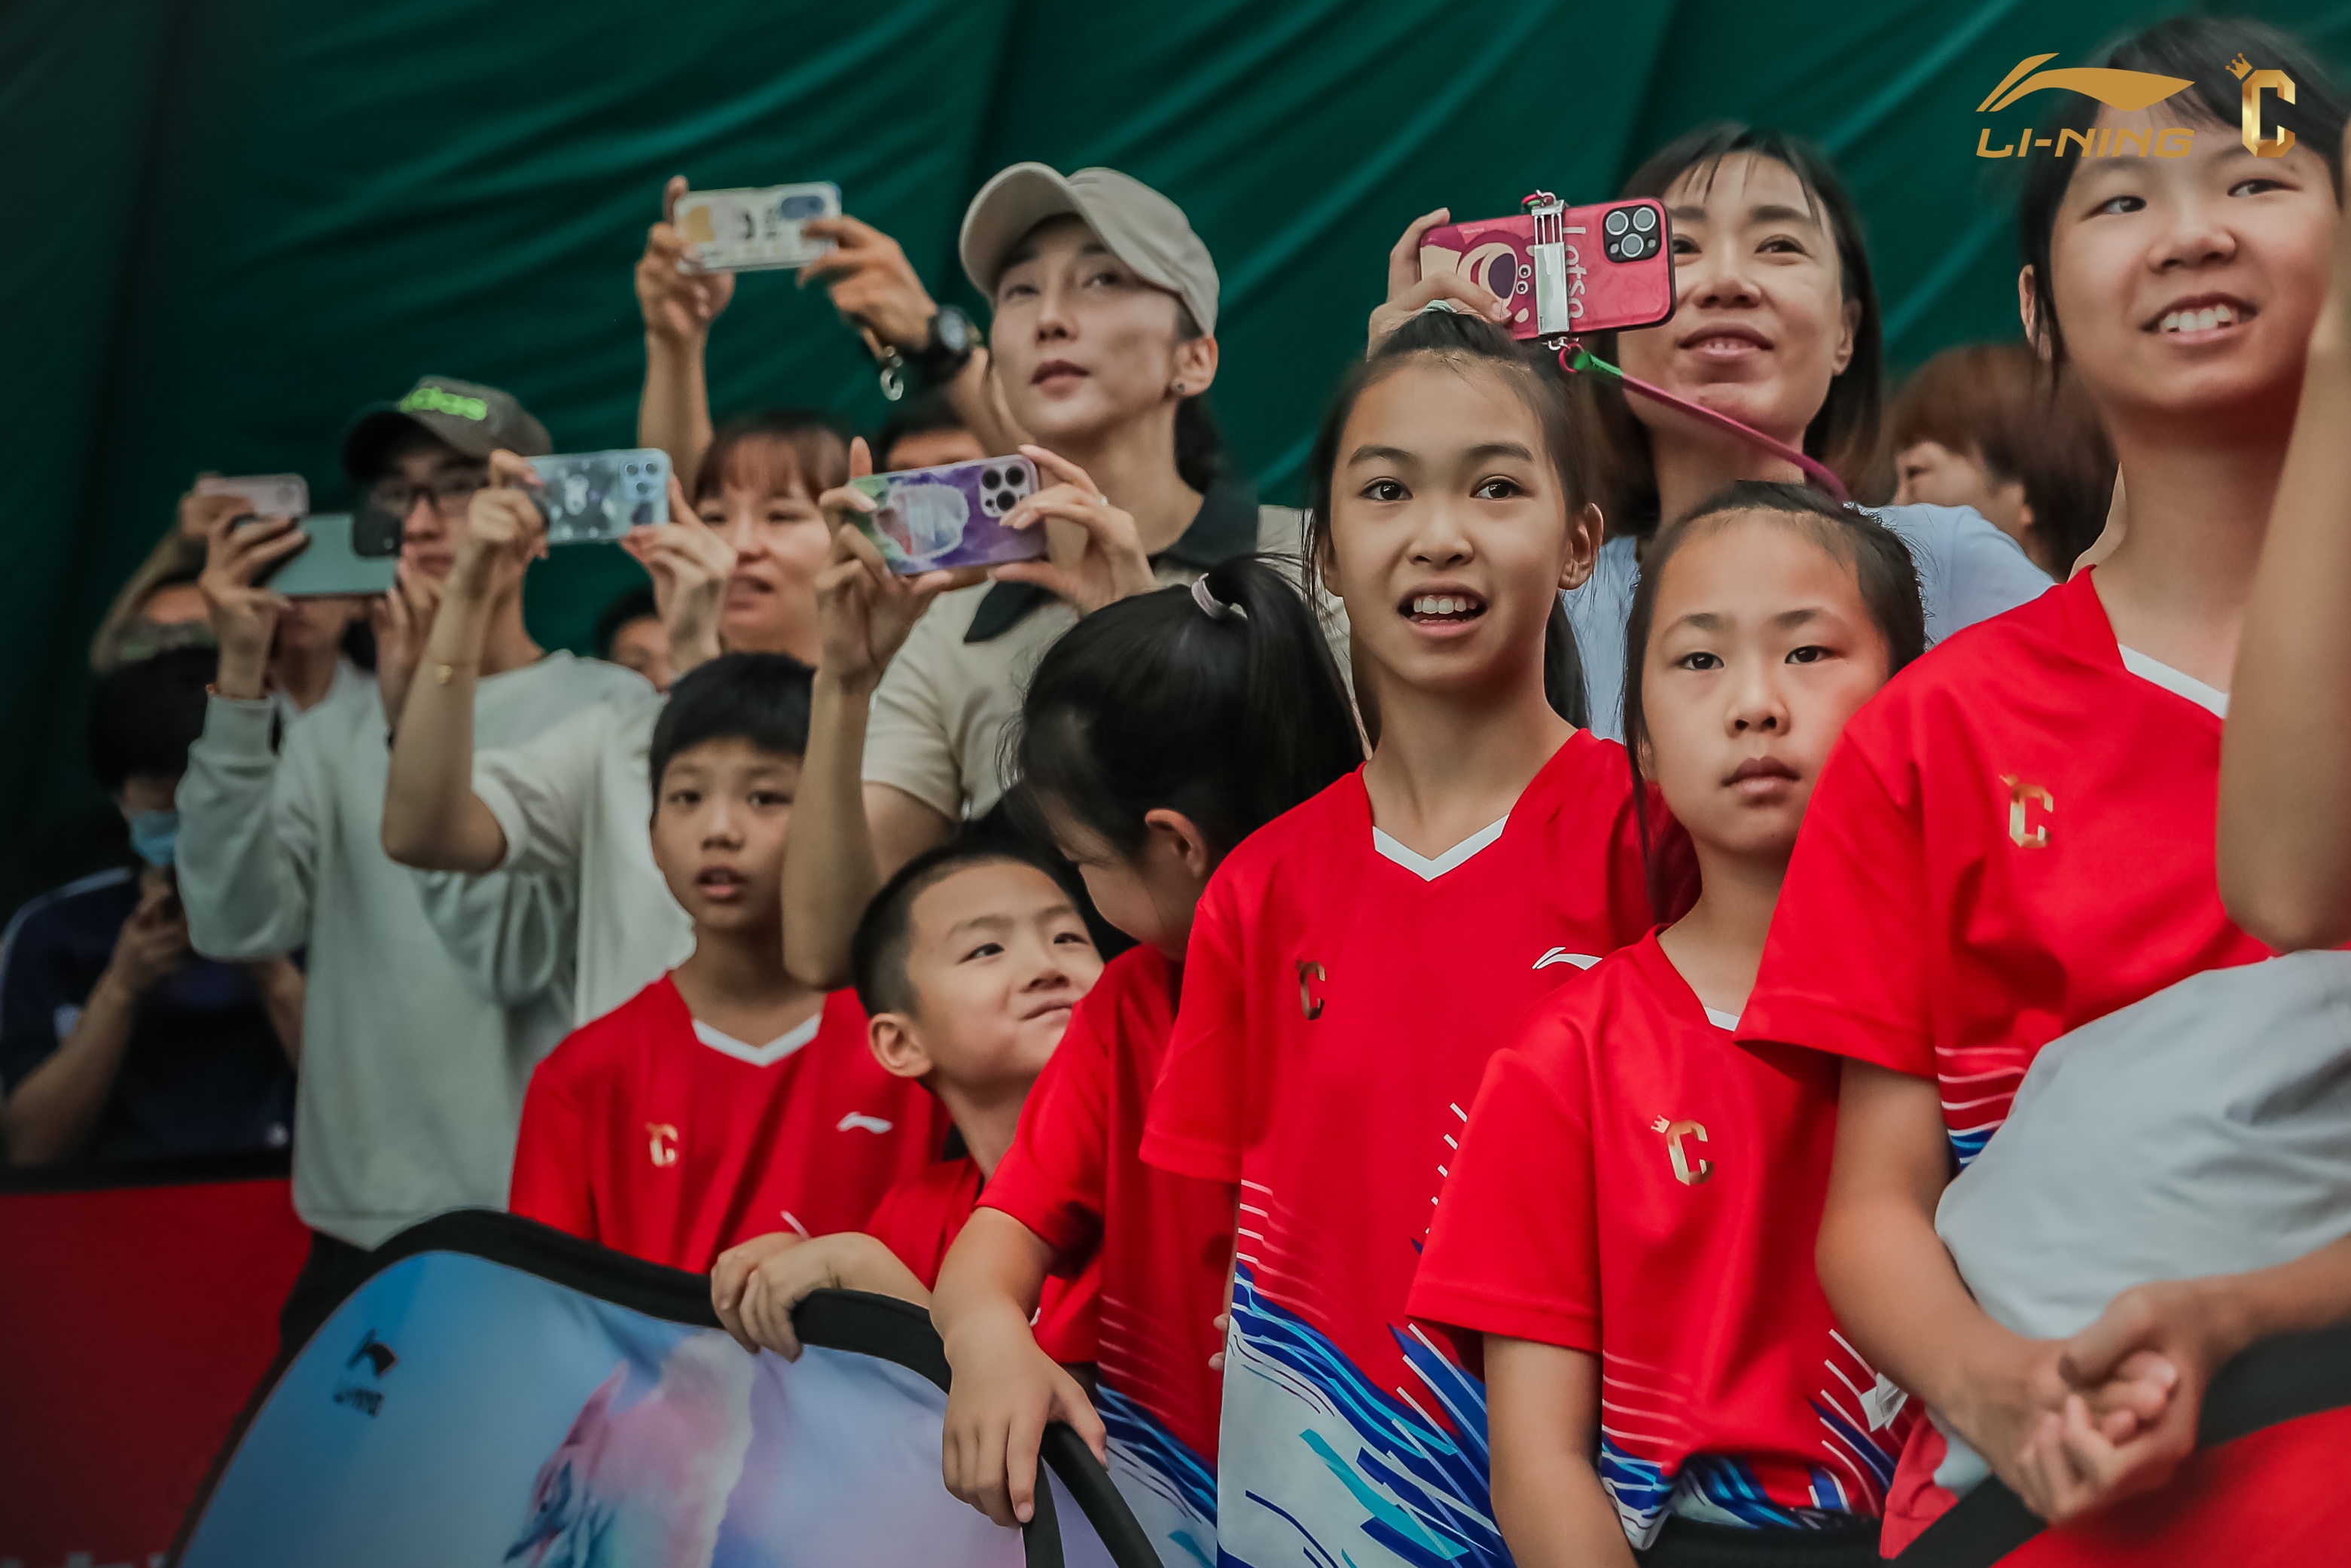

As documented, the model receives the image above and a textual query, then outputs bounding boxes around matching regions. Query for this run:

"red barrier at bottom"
[0,1168,307,1568]
[2002,1405,2351,1566]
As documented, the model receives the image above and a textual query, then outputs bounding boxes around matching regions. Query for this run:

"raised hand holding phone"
[639,175,736,346]
[371,564,444,728]
[989,445,1154,615]
[815,438,986,691]
[619,470,734,677]
[199,511,306,700]
[795,215,937,355]
[1368,206,1513,349]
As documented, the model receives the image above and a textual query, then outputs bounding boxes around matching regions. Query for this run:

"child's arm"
[932,1207,1106,1527]
[1817,1062,2170,1518]
[1486,1335,1636,1568]
[719,1231,929,1360]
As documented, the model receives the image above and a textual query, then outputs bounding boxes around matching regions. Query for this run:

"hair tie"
[1419,297,1470,317]
[1191,575,1245,621]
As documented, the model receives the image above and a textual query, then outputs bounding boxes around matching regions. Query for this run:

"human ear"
[2017,267,2050,358]
[1170,331,1219,400]
[1828,295,1859,378]
[1557,502,1605,592]
[866,1014,934,1081]
[1142,808,1215,883]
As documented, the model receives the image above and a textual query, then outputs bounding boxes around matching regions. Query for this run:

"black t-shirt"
[0,867,294,1163]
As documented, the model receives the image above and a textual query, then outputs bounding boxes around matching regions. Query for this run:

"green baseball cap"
[340,375,553,480]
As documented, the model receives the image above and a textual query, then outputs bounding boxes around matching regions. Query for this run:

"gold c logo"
[1297,960,1326,1020]
[645,1122,679,1167]
[1651,1116,1712,1185]
[2002,775,2054,849]
[2242,68,2297,157]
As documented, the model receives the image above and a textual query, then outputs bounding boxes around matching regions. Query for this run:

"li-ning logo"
[1972,53,2298,160]
[1651,1117,1712,1185]
[398,385,489,420]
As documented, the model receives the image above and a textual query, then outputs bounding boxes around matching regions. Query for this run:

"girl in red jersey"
[1738,17,2351,1554]
[928,557,1362,1552]
[1140,307,1691,1568]
[1411,483,1922,1568]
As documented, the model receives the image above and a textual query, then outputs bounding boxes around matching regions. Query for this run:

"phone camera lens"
[625,462,639,475]
[1605,209,1630,236]
[1632,206,1657,233]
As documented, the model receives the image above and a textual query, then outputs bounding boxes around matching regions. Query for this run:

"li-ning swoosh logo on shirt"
[1534,947,1601,971]
[836,1112,894,1135]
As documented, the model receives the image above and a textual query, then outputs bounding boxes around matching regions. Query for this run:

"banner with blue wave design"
[1212,1266,1505,1567]
[171,1210,1142,1568]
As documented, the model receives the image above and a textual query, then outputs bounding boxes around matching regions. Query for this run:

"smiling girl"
[1737,17,2351,1551]
[1141,308,1690,1568]
[1413,484,1922,1567]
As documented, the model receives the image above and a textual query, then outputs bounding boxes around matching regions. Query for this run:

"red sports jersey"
[1410,935,1905,1549]
[1143,734,1685,1566]
[509,979,944,1271]
[868,1155,1100,1365]
[981,946,1230,1542]
[1739,571,2275,1549]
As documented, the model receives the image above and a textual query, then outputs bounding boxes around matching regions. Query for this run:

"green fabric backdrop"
[8,0,2349,853]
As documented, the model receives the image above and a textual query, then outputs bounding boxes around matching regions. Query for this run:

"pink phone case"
[1419,196,1676,340]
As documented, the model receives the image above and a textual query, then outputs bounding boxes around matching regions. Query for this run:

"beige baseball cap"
[959,163,1221,336]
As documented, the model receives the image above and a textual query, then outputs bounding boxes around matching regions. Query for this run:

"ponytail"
[1011,557,1363,862]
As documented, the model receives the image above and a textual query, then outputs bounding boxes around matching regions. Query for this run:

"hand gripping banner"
[171,1210,1166,1568]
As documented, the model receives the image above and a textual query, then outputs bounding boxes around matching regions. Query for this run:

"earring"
[1170,380,1186,396]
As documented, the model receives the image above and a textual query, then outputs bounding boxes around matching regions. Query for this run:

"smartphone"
[255,508,400,597]
[848,456,1044,575]
[1419,194,1676,340]
[196,472,310,517]
[674,182,841,273]
[526,450,671,544]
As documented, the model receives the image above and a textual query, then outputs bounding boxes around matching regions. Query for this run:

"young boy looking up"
[710,844,1102,1362]
[508,654,947,1271]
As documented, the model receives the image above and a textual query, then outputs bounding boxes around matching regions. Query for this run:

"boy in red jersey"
[508,654,944,1270]
[712,843,1102,1363]
[1413,487,1921,1567]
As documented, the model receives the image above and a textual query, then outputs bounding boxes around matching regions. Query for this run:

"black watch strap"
[907,306,977,389]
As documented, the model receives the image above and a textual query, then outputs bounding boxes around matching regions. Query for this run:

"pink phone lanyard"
[1557,341,1851,504]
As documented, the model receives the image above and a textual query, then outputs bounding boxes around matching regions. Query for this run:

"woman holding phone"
[781,164,1347,990]
[1385,126,2053,740]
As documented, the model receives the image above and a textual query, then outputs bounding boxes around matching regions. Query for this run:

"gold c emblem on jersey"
[1651,1115,1712,1185]
[645,1122,680,1167]
[2002,774,2054,848]
[1297,959,1326,1020]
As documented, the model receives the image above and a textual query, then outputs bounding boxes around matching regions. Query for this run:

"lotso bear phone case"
[1419,194,1676,341]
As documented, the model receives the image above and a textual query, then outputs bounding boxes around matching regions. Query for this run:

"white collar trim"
[1703,1007,1742,1032]
[692,1008,823,1067]
[2118,645,2228,718]
[1372,815,1510,880]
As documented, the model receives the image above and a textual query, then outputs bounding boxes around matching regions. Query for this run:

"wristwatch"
[874,304,978,402]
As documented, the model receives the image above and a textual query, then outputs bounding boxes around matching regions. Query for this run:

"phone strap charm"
[1558,342,1851,502]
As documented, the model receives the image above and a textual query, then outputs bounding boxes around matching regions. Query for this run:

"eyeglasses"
[368,471,487,518]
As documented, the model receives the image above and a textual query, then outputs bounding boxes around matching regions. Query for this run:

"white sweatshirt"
[175,654,648,1247]
[417,684,694,1029]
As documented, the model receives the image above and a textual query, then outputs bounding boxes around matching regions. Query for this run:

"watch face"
[935,307,974,354]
